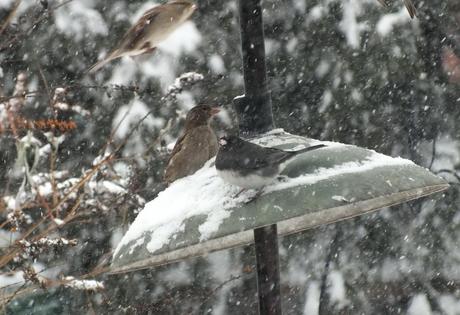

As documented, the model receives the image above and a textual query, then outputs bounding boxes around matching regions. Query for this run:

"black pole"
[254,225,282,315]
[235,0,281,313]
[235,0,274,136]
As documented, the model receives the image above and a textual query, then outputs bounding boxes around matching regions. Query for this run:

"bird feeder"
[111,1,449,314]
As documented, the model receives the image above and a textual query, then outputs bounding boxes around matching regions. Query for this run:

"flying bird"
[377,0,416,18]
[164,105,220,184]
[88,0,197,73]
[215,135,327,190]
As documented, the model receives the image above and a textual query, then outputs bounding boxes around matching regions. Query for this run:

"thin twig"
[0,72,204,302]
[319,225,342,315]
[0,91,40,103]
[436,169,460,182]
[198,273,249,308]
[428,136,437,170]
[36,63,52,109]
[2,282,27,307]
[99,99,139,157]
[0,0,75,52]
[0,0,21,35]
[0,163,104,269]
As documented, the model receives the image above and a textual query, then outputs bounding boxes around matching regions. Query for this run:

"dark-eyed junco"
[88,0,197,73]
[377,0,416,18]
[164,105,220,184]
[215,135,326,189]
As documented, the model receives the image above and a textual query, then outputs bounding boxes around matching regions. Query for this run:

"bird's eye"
[219,138,227,146]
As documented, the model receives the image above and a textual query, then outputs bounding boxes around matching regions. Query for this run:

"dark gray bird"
[215,135,326,190]
[89,0,197,72]
[377,0,416,18]
[164,105,220,184]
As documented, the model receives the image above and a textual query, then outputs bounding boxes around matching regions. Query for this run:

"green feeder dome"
[111,129,448,274]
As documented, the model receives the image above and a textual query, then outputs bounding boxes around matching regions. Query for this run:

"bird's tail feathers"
[377,0,416,19]
[278,144,327,168]
[294,144,327,155]
[87,50,121,73]
[403,0,416,18]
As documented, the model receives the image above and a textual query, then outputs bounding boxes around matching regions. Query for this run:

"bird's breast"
[145,11,191,43]
[216,169,277,189]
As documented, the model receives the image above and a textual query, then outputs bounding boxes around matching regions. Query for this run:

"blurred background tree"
[1,0,459,314]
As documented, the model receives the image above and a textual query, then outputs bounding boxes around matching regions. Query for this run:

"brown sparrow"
[89,0,197,73]
[164,105,220,184]
[377,0,416,18]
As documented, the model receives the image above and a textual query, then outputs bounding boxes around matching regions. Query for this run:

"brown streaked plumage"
[88,0,197,73]
[377,0,416,19]
[164,105,220,184]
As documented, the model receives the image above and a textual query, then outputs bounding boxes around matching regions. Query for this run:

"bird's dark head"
[169,0,197,20]
[185,105,220,129]
[218,135,242,151]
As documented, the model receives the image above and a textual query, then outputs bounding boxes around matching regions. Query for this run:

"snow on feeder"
[111,0,449,314]
[112,130,448,272]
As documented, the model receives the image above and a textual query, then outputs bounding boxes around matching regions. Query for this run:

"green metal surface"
[111,131,449,273]
[5,288,71,315]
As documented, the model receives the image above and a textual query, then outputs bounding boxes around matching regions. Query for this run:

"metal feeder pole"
[235,0,281,314]
[235,0,274,136]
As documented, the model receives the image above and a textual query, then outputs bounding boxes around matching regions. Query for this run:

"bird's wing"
[88,7,162,72]
[255,147,292,168]
[164,127,212,183]
[88,57,114,73]
[376,0,416,18]
[233,143,325,170]
[166,131,187,166]
[236,143,290,170]
[118,7,161,51]
[166,125,213,166]
[403,0,416,18]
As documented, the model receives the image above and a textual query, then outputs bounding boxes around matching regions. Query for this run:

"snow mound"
[113,130,415,259]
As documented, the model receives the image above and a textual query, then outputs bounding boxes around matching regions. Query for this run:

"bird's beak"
[219,138,227,146]
[210,106,221,116]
